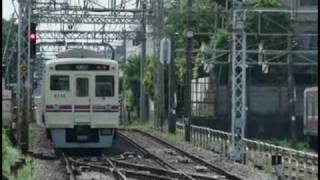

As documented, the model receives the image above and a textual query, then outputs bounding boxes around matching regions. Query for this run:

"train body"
[303,86,318,137]
[41,58,119,148]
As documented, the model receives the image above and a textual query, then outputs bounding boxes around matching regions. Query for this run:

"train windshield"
[96,75,114,97]
[50,75,69,91]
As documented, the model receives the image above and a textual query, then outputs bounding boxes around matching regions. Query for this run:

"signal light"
[30,23,37,58]
[30,33,38,41]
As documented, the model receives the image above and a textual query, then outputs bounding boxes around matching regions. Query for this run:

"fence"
[176,122,318,180]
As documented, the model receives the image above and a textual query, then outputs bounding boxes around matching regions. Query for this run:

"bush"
[2,129,34,180]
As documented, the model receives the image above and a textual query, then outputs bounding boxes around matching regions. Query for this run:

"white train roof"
[45,58,118,66]
[56,48,105,58]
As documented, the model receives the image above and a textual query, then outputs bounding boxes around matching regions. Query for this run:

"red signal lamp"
[30,33,39,41]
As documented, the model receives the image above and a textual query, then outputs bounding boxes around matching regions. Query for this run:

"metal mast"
[185,0,193,142]
[230,0,247,161]
[32,0,143,58]
[139,0,147,121]
[17,0,32,153]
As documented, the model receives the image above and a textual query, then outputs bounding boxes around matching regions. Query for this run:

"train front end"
[42,58,119,149]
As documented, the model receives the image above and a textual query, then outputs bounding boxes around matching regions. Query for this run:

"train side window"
[314,97,318,118]
[76,78,89,97]
[307,96,313,119]
[96,76,114,97]
[50,75,69,91]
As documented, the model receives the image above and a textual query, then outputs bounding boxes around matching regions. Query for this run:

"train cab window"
[96,76,114,97]
[307,96,313,119]
[76,78,89,97]
[50,75,69,91]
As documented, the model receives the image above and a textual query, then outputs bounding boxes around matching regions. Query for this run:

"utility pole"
[122,28,127,125]
[139,1,147,121]
[123,29,127,63]
[153,0,164,129]
[185,0,193,142]
[168,36,176,133]
[287,2,297,139]
[287,36,296,135]
[230,0,247,163]
[17,0,32,153]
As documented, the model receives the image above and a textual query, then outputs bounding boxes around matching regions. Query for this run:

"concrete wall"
[189,75,309,137]
[216,85,308,117]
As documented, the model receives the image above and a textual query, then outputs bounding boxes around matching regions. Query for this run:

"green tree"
[2,18,18,83]
[2,18,18,52]
[121,55,140,115]
[143,56,157,100]
[164,0,222,79]
[121,55,157,119]
[164,0,292,82]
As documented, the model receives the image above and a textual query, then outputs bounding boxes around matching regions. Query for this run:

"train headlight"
[100,129,112,136]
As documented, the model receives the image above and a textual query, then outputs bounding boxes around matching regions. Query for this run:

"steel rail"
[120,169,177,180]
[62,153,76,180]
[117,132,196,180]
[117,132,175,170]
[130,130,243,180]
[105,157,127,180]
[69,157,180,180]
[111,159,230,180]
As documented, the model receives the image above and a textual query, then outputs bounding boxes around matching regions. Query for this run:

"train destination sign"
[55,64,109,71]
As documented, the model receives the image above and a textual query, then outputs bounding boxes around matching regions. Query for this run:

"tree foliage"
[164,0,222,79]
[164,0,292,83]
[2,18,18,52]
[143,56,157,99]
[121,55,140,113]
[121,55,157,114]
[2,18,18,82]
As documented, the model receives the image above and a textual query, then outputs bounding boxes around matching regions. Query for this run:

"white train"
[40,57,119,148]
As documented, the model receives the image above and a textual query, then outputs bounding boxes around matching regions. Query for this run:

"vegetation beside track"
[29,122,42,141]
[124,121,312,152]
[2,129,34,180]
[123,121,184,142]
[255,138,310,151]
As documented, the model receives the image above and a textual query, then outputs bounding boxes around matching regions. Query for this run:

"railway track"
[55,130,244,180]
[59,131,237,180]
[61,152,195,180]
[119,130,242,180]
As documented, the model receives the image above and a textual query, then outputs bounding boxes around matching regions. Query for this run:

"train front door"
[74,75,92,128]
